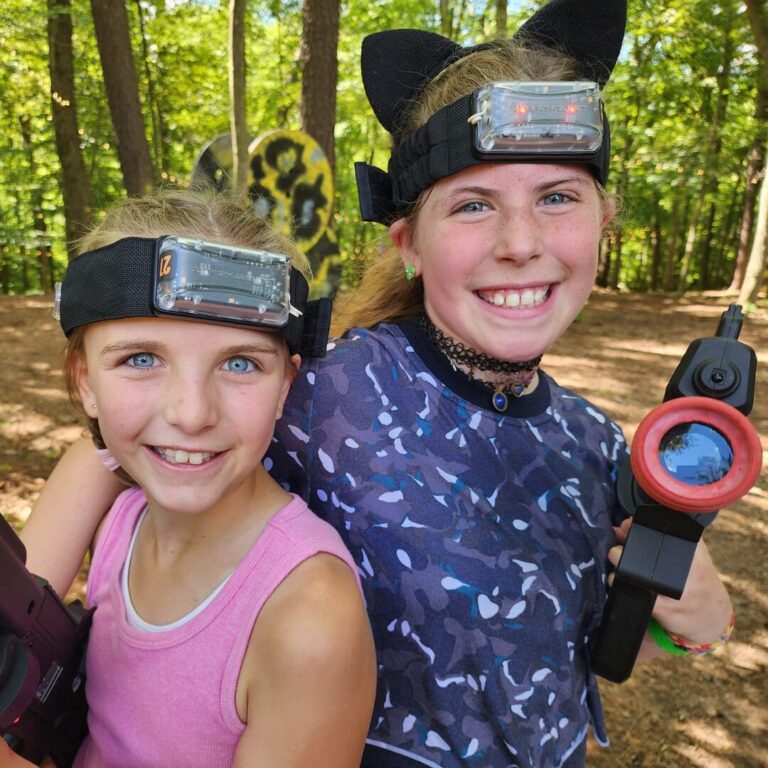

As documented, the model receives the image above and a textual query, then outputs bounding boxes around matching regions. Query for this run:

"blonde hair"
[334,40,584,333]
[65,188,309,482]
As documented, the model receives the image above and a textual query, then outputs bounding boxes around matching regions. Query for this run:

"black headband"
[356,0,627,224]
[356,91,611,223]
[58,237,331,358]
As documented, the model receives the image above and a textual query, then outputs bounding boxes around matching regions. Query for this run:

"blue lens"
[658,422,733,486]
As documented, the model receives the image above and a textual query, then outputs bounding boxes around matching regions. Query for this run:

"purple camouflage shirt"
[265,320,628,768]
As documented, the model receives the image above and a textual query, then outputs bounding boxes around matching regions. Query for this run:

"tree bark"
[299,0,340,180]
[496,0,507,38]
[90,0,154,195]
[229,0,249,195]
[695,7,734,289]
[730,0,768,290]
[18,117,54,292]
[737,139,768,307]
[47,0,95,260]
[677,189,705,293]
[135,0,167,176]
[730,139,765,290]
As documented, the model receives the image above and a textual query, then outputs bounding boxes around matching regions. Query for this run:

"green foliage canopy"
[0,0,763,294]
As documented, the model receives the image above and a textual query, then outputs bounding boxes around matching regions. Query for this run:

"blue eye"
[458,200,488,213]
[126,352,156,369]
[225,356,257,373]
[542,192,573,205]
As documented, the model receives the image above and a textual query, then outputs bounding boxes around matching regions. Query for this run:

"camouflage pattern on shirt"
[265,322,628,768]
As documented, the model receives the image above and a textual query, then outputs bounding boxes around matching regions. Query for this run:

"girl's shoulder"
[545,375,628,458]
[312,322,408,367]
[282,321,410,416]
[234,513,375,762]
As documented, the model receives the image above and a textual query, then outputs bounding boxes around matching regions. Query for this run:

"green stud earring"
[405,264,416,281]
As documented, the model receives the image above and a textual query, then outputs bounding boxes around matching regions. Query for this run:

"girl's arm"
[20,437,123,596]
[234,554,376,768]
[609,519,733,661]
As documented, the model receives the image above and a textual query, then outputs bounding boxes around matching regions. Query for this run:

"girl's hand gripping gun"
[590,304,762,683]
[0,515,93,767]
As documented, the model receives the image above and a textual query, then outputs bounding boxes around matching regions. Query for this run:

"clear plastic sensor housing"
[474,81,604,154]
[154,236,292,327]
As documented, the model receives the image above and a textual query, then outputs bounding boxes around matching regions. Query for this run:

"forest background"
[1,1,767,766]
[1,0,768,301]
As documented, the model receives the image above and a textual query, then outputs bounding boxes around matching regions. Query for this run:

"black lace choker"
[420,315,542,412]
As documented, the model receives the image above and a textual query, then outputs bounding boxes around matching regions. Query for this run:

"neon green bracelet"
[648,613,735,656]
[647,618,688,656]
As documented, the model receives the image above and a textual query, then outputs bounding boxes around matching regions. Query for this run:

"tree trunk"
[496,0,507,38]
[697,9,734,288]
[90,0,154,195]
[135,0,167,176]
[729,139,765,290]
[440,0,451,37]
[596,230,612,288]
[730,0,768,290]
[229,0,249,195]
[299,0,340,180]
[47,0,95,260]
[738,139,768,307]
[678,189,705,293]
[713,175,742,286]
[650,191,662,291]
[663,194,683,292]
[18,117,53,292]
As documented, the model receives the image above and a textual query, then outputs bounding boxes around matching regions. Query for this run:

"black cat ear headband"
[355,0,627,224]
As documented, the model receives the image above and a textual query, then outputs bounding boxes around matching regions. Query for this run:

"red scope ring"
[630,396,763,514]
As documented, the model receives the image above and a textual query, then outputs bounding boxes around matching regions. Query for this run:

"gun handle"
[590,578,656,683]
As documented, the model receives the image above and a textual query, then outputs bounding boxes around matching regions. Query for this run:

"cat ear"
[515,0,627,87]
[360,29,461,135]
[361,1,626,137]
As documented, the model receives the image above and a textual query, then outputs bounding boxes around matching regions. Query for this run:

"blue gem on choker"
[419,314,541,412]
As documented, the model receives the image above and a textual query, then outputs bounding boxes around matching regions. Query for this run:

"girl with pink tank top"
[3,190,375,768]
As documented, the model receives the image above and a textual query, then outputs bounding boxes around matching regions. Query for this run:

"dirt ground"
[1,290,766,767]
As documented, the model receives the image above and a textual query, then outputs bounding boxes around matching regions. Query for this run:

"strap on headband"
[357,95,610,224]
[59,237,331,358]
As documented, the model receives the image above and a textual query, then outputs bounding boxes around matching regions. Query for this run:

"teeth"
[156,448,216,465]
[483,287,549,309]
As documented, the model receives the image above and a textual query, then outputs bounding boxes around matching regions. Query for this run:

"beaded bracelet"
[648,612,735,656]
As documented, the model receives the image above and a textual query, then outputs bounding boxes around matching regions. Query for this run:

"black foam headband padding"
[59,237,331,358]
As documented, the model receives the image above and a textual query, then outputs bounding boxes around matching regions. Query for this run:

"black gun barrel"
[716,303,744,340]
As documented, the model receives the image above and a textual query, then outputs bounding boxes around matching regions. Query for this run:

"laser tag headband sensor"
[356,80,608,224]
[55,236,332,357]
[473,81,603,155]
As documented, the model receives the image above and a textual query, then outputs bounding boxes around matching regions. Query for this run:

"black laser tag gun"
[1,514,93,766]
[590,303,762,683]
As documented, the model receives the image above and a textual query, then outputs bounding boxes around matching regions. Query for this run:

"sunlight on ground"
[723,638,768,673]
[24,386,68,401]
[0,486,41,526]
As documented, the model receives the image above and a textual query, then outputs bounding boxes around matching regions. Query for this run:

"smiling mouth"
[477,286,551,309]
[152,447,219,465]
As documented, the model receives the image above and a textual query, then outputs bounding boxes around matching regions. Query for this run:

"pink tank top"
[73,488,360,768]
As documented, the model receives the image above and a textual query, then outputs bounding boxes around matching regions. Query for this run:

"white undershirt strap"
[121,508,231,633]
